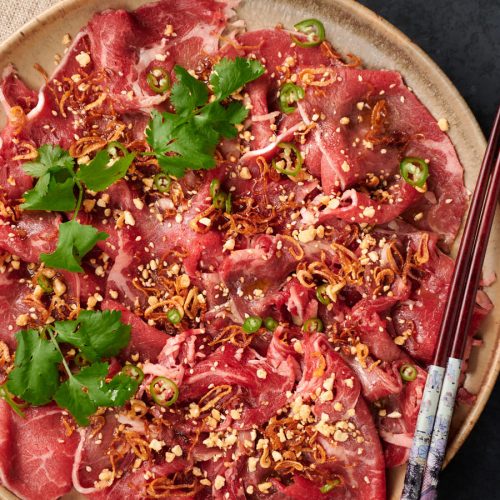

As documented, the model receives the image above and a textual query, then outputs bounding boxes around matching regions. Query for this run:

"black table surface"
[356,1,499,498]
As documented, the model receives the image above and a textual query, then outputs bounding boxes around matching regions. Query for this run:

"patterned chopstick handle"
[420,357,462,500]
[401,365,445,500]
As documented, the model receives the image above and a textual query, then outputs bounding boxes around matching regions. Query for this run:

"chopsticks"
[402,105,500,500]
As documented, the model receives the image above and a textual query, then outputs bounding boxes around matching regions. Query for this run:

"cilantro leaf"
[22,173,77,211]
[7,329,62,405]
[146,58,264,177]
[21,144,77,211]
[77,149,135,192]
[210,57,265,100]
[41,220,108,272]
[54,362,138,426]
[195,101,249,139]
[22,144,74,178]
[170,66,209,117]
[55,309,131,362]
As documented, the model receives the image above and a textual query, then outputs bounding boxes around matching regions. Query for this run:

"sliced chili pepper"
[400,157,429,188]
[242,316,262,334]
[122,365,145,384]
[210,179,221,199]
[303,318,324,333]
[279,82,305,114]
[37,275,53,293]
[213,192,228,210]
[400,363,418,382]
[147,67,171,94]
[316,284,331,305]
[167,308,182,324]
[291,19,326,48]
[272,142,303,176]
[150,376,179,407]
[154,173,172,193]
[264,317,279,332]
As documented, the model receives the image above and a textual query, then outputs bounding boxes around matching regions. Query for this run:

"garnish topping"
[279,82,305,114]
[21,144,135,272]
[5,310,138,425]
[291,18,326,48]
[145,57,265,177]
[400,156,429,188]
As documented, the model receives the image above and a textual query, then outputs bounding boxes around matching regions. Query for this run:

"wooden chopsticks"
[402,105,500,500]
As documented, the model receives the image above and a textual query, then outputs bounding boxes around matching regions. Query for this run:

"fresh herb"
[41,220,108,273]
[54,309,131,362]
[77,142,135,192]
[5,310,138,426]
[7,329,63,405]
[145,58,265,177]
[21,143,135,272]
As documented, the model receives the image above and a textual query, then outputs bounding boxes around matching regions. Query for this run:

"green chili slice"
[107,141,129,156]
[167,308,182,324]
[122,364,145,384]
[316,284,331,305]
[225,193,232,214]
[264,317,279,332]
[279,82,305,114]
[154,173,172,193]
[37,274,53,293]
[400,157,429,188]
[242,316,262,334]
[149,376,179,407]
[272,142,303,176]
[400,363,418,382]
[320,478,341,494]
[291,19,326,48]
[147,67,171,94]
[74,352,89,367]
[210,179,221,199]
[303,317,324,333]
[213,192,228,211]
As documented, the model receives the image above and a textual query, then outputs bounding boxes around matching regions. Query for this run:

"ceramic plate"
[0,1,498,498]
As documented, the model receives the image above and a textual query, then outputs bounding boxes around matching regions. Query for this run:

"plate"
[0,0,498,498]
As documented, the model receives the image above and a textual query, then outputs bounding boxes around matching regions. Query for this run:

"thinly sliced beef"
[0,267,34,350]
[295,66,467,244]
[0,212,60,263]
[391,232,452,364]
[181,344,295,429]
[284,333,386,499]
[0,66,37,114]
[86,0,232,111]
[0,402,78,500]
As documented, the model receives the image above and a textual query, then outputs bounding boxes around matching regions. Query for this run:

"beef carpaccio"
[0,1,492,499]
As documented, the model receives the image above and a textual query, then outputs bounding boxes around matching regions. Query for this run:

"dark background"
[357,1,500,498]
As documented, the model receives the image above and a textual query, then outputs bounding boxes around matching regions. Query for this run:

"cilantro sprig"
[21,143,135,272]
[146,57,265,177]
[5,310,137,425]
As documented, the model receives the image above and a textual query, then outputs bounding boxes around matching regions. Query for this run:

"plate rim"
[0,0,497,491]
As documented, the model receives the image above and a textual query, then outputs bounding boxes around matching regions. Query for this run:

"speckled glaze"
[0,1,498,499]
